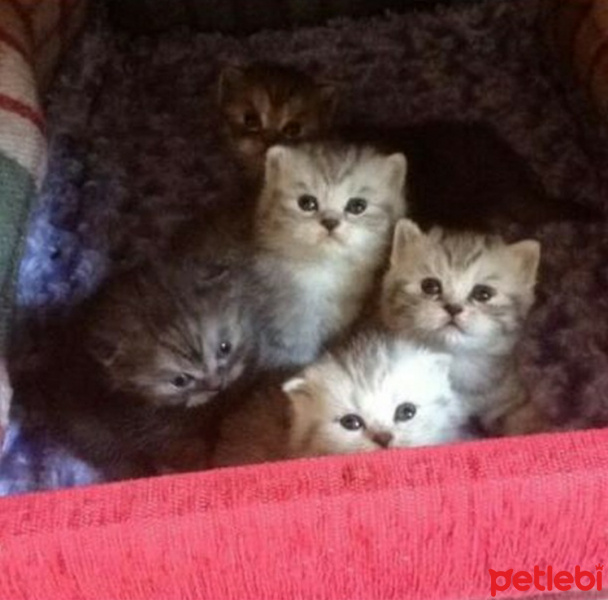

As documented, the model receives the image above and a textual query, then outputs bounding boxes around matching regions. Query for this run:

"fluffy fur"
[86,256,260,408]
[254,142,407,367]
[381,219,542,434]
[218,61,337,181]
[213,331,468,467]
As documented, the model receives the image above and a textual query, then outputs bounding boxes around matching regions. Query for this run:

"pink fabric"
[1,429,606,599]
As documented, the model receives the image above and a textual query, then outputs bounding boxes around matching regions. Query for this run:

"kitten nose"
[444,303,463,317]
[262,130,279,145]
[321,218,340,232]
[371,431,394,448]
[200,375,223,392]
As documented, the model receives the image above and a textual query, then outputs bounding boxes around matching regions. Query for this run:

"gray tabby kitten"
[213,330,467,468]
[254,142,407,368]
[380,219,542,435]
[86,255,261,408]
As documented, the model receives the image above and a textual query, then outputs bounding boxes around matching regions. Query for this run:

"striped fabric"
[0,0,88,439]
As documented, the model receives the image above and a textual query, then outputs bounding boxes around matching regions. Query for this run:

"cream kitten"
[381,219,542,434]
[212,331,468,468]
[254,142,407,368]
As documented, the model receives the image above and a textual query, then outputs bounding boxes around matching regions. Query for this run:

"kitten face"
[283,334,466,457]
[381,219,541,353]
[218,62,337,174]
[88,264,256,408]
[256,143,407,261]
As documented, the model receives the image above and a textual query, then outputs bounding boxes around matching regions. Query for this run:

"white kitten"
[212,331,468,468]
[286,332,467,456]
[380,219,542,434]
[255,142,407,368]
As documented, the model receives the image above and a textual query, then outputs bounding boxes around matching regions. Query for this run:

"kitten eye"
[394,402,417,422]
[470,284,496,303]
[339,414,366,431]
[345,198,368,215]
[421,277,442,296]
[218,341,232,357]
[171,373,194,389]
[282,121,302,139]
[298,194,319,212]
[243,111,261,131]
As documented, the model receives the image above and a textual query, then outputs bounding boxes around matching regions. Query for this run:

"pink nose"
[371,431,394,448]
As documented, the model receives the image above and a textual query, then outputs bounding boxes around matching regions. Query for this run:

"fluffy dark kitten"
[218,61,337,181]
[341,120,601,231]
[10,329,216,481]
[86,256,260,408]
[7,255,262,482]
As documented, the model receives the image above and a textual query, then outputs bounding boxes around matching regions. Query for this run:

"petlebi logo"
[489,563,604,597]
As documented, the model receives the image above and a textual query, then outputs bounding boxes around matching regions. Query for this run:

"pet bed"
[1,0,608,598]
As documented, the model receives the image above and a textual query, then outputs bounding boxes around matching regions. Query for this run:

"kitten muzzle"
[196,376,223,393]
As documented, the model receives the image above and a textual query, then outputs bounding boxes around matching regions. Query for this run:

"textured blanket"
[2,0,608,495]
[2,429,608,599]
[0,0,87,447]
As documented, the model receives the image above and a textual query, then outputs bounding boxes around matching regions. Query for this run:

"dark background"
[105,0,482,34]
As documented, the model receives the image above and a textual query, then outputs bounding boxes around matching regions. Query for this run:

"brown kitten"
[218,61,338,182]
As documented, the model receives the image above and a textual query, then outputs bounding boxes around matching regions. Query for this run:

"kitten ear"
[316,82,339,118]
[390,218,423,265]
[218,64,246,105]
[265,145,289,183]
[386,153,408,192]
[508,240,541,286]
[283,377,316,412]
[282,377,308,396]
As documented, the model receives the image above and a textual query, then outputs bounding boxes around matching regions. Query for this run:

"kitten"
[212,330,468,468]
[86,255,260,408]
[218,61,338,182]
[254,142,407,368]
[7,308,226,483]
[380,218,542,434]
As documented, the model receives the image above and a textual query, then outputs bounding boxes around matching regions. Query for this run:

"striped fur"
[381,219,543,435]
[85,258,261,409]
